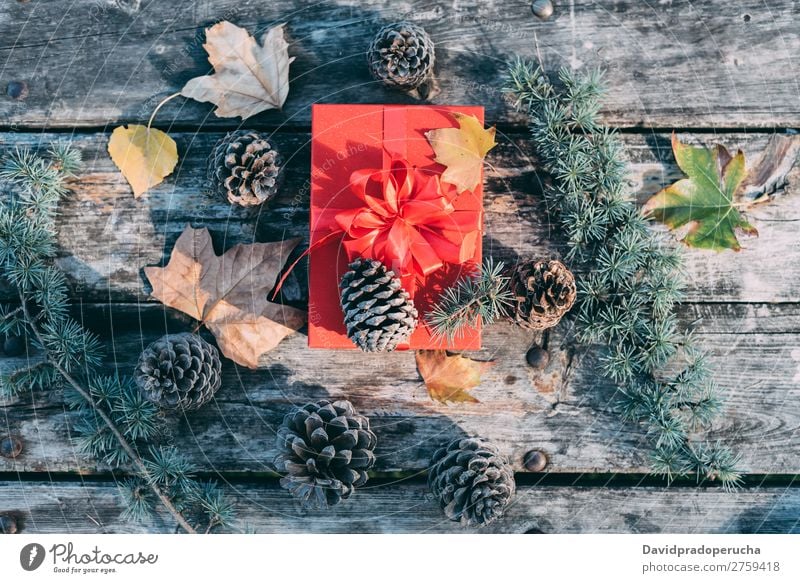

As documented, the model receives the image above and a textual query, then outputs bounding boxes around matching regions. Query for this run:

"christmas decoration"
[340,258,418,352]
[275,399,377,509]
[425,112,497,193]
[135,333,222,412]
[415,350,492,404]
[505,61,740,488]
[368,21,434,90]
[107,124,178,197]
[508,259,576,330]
[0,146,233,533]
[643,134,756,251]
[182,21,294,119]
[208,130,282,207]
[144,225,306,368]
[428,437,515,527]
[306,105,485,350]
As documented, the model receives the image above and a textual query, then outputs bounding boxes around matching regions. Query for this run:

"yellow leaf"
[415,350,492,404]
[144,225,306,368]
[425,113,497,193]
[108,124,178,197]
[181,21,295,119]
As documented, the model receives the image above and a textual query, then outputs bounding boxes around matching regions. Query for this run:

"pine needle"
[504,61,740,487]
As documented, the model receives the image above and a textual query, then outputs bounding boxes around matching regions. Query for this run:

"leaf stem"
[147,92,182,132]
[19,298,198,534]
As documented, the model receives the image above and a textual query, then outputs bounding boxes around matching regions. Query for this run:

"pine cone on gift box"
[275,399,377,508]
[208,130,282,207]
[509,259,576,330]
[340,258,418,352]
[367,21,435,90]
[428,437,516,527]
[135,333,222,412]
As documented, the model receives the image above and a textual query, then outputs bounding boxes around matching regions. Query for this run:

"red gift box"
[308,104,484,350]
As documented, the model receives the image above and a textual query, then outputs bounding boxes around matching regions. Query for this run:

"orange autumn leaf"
[144,225,306,368]
[425,112,497,193]
[415,350,492,404]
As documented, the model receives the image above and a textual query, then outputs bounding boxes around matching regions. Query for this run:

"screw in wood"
[0,435,23,459]
[531,0,554,20]
[525,345,550,369]
[0,514,17,534]
[6,81,29,101]
[523,449,548,472]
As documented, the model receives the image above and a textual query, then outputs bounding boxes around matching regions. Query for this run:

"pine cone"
[340,258,418,352]
[428,437,516,527]
[509,259,576,330]
[367,21,435,90]
[135,333,222,411]
[275,399,377,508]
[208,130,282,207]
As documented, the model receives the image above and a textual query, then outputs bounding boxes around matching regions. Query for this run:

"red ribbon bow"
[274,155,480,297]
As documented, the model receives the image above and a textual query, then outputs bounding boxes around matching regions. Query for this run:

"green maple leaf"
[643,133,758,251]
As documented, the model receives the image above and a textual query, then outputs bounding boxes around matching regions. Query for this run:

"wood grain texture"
[0,480,797,533]
[0,1,798,128]
[2,302,799,476]
[0,131,798,304]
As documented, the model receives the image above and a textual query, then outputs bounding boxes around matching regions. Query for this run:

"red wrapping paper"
[308,104,484,350]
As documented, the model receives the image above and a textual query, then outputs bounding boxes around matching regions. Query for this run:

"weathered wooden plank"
[0,480,797,533]
[2,302,800,475]
[0,131,798,304]
[0,1,798,128]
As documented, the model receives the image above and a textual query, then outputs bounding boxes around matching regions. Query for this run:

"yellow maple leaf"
[415,350,492,404]
[107,124,178,197]
[425,113,497,194]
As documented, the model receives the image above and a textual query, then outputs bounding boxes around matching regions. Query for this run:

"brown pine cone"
[428,437,516,527]
[208,130,282,207]
[509,259,576,330]
[367,21,435,90]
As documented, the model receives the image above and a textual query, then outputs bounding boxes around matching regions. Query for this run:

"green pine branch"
[426,258,513,343]
[504,60,741,489]
[0,145,234,531]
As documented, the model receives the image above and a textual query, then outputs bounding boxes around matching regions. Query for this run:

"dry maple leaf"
[181,21,295,119]
[144,225,306,368]
[107,124,178,197]
[415,350,492,404]
[425,112,497,193]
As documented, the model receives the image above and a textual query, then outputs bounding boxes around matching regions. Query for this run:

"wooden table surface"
[1,0,799,533]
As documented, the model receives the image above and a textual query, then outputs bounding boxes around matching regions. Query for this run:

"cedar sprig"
[504,60,741,489]
[0,145,235,531]
[426,258,513,342]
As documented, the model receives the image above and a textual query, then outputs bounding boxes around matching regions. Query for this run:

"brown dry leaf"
[740,134,800,201]
[107,124,178,197]
[415,350,492,404]
[181,21,295,119]
[144,225,306,368]
[425,113,497,193]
